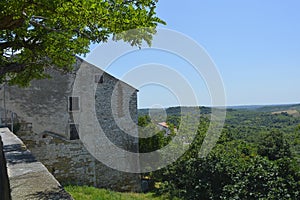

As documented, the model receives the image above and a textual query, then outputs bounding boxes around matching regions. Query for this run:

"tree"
[0,0,165,86]
[138,115,151,127]
[158,139,299,199]
[138,119,170,153]
[258,130,292,161]
[153,116,300,199]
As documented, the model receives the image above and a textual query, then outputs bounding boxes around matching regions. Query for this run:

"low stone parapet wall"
[0,128,73,200]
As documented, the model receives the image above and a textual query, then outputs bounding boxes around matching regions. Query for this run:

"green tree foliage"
[138,116,171,153]
[0,0,165,86]
[138,115,151,127]
[145,110,300,199]
[289,125,300,160]
[139,128,166,153]
[257,130,292,160]
[158,137,299,199]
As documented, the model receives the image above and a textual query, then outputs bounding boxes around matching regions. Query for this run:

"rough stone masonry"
[0,58,141,191]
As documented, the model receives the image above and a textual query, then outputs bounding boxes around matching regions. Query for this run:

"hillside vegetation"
[138,104,300,199]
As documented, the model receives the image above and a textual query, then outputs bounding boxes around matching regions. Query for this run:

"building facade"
[0,58,141,191]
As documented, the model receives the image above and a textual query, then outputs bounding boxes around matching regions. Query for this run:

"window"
[95,75,103,83]
[69,124,79,140]
[69,97,79,111]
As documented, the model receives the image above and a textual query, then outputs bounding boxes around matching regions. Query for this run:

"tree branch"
[0,62,26,76]
[21,10,60,32]
[31,15,49,20]
[0,42,14,50]
[29,19,61,32]
[0,15,25,30]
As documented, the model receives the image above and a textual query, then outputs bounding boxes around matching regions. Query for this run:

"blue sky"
[86,0,300,108]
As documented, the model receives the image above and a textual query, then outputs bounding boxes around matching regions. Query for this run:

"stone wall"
[0,128,73,200]
[0,58,141,191]
[0,133,11,200]
[16,129,140,191]
[0,68,74,137]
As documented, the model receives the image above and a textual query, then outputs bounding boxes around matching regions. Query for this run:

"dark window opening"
[70,124,79,140]
[69,97,79,111]
[95,75,103,83]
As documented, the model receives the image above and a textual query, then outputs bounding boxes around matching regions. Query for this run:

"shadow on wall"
[0,135,12,200]
[4,144,37,165]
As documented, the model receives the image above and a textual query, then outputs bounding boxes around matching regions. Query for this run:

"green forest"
[138,104,300,199]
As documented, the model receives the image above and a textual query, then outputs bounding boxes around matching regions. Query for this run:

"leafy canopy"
[0,0,165,86]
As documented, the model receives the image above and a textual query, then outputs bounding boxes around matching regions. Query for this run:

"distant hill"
[226,103,300,112]
[271,109,300,117]
[138,103,300,116]
[138,106,211,116]
[255,104,300,112]
[226,105,266,110]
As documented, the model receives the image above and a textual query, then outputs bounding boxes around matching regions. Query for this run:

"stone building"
[0,58,141,191]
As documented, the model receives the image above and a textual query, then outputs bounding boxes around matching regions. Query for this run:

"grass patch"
[64,185,169,200]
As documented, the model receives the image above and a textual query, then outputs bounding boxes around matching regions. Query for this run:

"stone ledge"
[0,128,73,200]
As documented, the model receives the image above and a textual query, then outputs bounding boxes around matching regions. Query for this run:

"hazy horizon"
[137,102,300,110]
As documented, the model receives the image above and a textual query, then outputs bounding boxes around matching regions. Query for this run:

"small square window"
[69,124,79,140]
[69,97,80,111]
[95,75,103,83]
